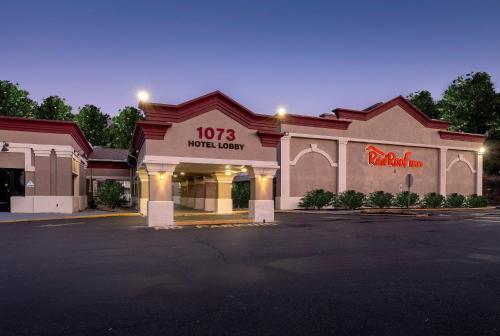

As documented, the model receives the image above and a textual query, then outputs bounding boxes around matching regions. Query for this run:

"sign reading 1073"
[188,127,245,150]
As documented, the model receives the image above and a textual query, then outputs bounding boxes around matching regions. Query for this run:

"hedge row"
[298,189,488,210]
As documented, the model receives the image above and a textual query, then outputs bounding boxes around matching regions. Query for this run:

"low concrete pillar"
[137,170,149,216]
[194,178,205,210]
[213,173,233,214]
[204,177,217,211]
[172,181,181,205]
[186,179,196,208]
[145,163,176,227]
[249,166,278,222]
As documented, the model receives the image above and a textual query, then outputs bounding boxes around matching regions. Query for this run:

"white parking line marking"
[39,222,85,228]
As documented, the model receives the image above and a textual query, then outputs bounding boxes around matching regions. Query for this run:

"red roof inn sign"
[366,145,424,168]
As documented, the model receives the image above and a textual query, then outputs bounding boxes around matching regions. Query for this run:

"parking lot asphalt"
[1,210,500,336]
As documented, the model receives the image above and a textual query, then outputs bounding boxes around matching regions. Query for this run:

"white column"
[213,173,234,214]
[439,147,447,196]
[193,178,205,210]
[249,166,278,222]
[476,151,483,196]
[145,163,176,227]
[203,177,217,211]
[337,138,348,193]
[137,170,149,216]
[277,135,291,209]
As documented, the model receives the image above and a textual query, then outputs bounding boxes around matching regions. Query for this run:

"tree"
[0,80,37,117]
[35,95,73,121]
[74,105,110,146]
[407,90,439,119]
[438,72,498,135]
[108,106,144,148]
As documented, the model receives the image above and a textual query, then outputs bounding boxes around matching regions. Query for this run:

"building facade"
[0,117,92,213]
[0,91,486,227]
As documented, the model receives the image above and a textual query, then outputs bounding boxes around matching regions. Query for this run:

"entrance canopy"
[131,91,283,227]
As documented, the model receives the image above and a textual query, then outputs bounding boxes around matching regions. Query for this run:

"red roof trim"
[0,116,93,155]
[439,130,486,143]
[257,131,285,147]
[334,96,450,130]
[281,114,351,129]
[139,91,279,133]
[88,161,130,169]
[131,121,172,153]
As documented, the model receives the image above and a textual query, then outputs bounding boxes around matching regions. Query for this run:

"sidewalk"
[0,209,140,223]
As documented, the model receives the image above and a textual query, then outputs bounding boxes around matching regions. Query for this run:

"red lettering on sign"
[366,145,423,168]
[196,127,236,142]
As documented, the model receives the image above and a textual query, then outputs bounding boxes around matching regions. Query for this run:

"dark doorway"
[0,169,25,212]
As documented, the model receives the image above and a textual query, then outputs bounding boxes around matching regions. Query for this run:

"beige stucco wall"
[35,155,51,196]
[347,142,439,195]
[289,138,338,196]
[0,152,24,169]
[143,109,276,162]
[281,106,481,150]
[446,150,476,195]
[56,157,73,196]
[0,130,85,152]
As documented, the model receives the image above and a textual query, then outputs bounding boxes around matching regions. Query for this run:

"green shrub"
[298,189,335,210]
[393,191,420,208]
[421,192,444,208]
[367,191,393,208]
[444,193,465,208]
[466,194,488,208]
[232,181,250,209]
[338,190,365,209]
[96,180,125,208]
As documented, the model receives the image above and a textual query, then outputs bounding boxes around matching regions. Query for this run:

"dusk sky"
[1,0,499,117]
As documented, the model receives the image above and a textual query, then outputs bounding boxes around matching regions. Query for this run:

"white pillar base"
[194,198,205,210]
[249,200,275,222]
[215,198,233,214]
[204,198,216,212]
[140,198,148,216]
[173,195,181,205]
[147,201,174,227]
[10,196,75,214]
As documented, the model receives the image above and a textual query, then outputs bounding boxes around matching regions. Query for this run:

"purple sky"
[1,0,499,117]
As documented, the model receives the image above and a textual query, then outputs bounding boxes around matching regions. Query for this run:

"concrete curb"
[277,207,496,215]
[0,212,141,224]
[176,218,255,226]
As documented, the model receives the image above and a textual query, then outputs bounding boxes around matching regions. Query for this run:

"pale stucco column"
[337,138,348,193]
[213,173,233,214]
[186,179,196,208]
[203,177,217,211]
[476,151,483,196]
[439,147,447,196]
[249,166,278,222]
[146,163,176,227]
[137,170,149,215]
[33,149,52,196]
[180,180,189,207]
[194,178,205,210]
[172,181,181,205]
[277,134,291,210]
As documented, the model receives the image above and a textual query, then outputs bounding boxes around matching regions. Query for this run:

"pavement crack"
[193,234,226,262]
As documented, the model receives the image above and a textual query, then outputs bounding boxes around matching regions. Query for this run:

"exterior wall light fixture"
[159,172,165,180]
[479,146,486,155]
